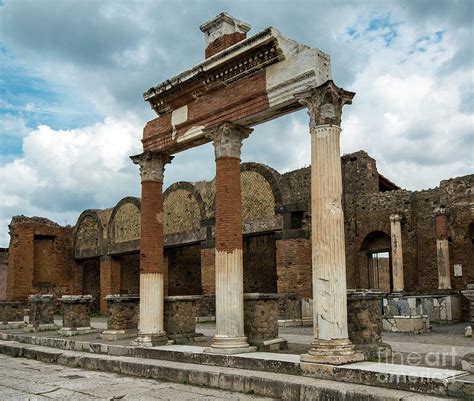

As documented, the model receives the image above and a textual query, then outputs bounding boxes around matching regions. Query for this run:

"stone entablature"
[142,22,331,154]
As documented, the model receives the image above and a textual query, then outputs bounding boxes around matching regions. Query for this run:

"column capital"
[130,151,173,183]
[205,122,253,159]
[389,213,402,223]
[294,80,355,128]
[435,207,448,216]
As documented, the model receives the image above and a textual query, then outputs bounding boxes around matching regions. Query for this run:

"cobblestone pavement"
[0,354,273,400]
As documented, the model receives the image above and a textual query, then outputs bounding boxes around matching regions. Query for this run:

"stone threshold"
[0,331,469,396]
[0,339,465,400]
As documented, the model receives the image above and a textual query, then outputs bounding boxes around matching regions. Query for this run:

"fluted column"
[204,122,256,354]
[390,214,404,293]
[130,151,173,347]
[435,208,452,290]
[295,81,364,365]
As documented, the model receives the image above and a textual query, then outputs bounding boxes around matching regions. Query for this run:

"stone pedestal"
[347,290,391,359]
[164,295,202,343]
[59,295,94,336]
[0,301,25,329]
[295,81,364,365]
[130,152,172,347]
[101,294,139,341]
[204,123,256,355]
[25,295,57,332]
[244,293,287,351]
[277,293,302,327]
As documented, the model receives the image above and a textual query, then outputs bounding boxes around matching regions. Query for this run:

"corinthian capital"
[205,122,253,159]
[130,151,173,182]
[294,80,355,128]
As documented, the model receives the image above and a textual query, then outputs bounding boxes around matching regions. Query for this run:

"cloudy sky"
[0,0,473,246]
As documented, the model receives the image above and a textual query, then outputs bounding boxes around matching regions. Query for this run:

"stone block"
[164,295,200,336]
[244,293,283,350]
[59,295,93,335]
[27,295,57,331]
[0,302,24,324]
[105,294,139,331]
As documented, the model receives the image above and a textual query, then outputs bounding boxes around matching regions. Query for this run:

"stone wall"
[166,244,202,296]
[243,234,277,293]
[7,217,80,303]
[5,152,473,313]
[164,296,199,336]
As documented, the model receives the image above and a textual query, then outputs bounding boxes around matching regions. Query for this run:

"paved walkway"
[0,354,271,400]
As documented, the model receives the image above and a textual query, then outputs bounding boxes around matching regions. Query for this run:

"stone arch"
[73,210,103,257]
[358,231,392,292]
[239,163,282,231]
[163,182,205,235]
[108,197,141,243]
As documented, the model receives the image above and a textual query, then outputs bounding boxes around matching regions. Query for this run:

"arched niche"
[359,231,392,292]
[73,210,103,258]
[108,197,141,244]
[163,182,206,236]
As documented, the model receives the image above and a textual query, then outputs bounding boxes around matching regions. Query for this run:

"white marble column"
[390,214,404,293]
[204,122,256,354]
[295,81,364,365]
[130,151,172,347]
[435,208,452,290]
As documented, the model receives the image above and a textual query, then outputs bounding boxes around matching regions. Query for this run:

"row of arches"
[73,162,286,258]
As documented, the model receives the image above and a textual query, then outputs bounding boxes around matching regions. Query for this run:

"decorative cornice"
[130,151,173,183]
[389,214,402,223]
[294,80,355,127]
[205,122,253,159]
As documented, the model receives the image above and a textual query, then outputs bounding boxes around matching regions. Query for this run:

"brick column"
[435,208,452,290]
[204,122,256,354]
[130,151,172,347]
[295,81,364,365]
[99,256,121,313]
[390,214,404,293]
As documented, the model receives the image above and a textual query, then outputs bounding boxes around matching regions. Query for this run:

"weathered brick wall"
[243,234,277,293]
[166,244,202,296]
[99,256,121,313]
[81,259,100,312]
[0,249,8,301]
[205,32,247,58]
[120,253,140,295]
[6,217,79,303]
[201,247,215,295]
[276,238,312,299]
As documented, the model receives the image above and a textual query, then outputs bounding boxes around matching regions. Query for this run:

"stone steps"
[0,339,457,401]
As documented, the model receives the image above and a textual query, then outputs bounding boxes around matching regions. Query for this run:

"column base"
[129,332,169,347]
[300,338,365,365]
[0,321,26,330]
[204,335,257,355]
[100,329,138,341]
[58,327,95,337]
[24,323,58,333]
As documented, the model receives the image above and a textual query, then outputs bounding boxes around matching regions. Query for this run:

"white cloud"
[0,117,144,246]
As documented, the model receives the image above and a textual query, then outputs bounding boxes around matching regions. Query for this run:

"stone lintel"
[347,289,386,300]
[105,294,140,303]
[60,295,93,304]
[164,295,202,302]
[244,293,280,300]
[28,294,55,303]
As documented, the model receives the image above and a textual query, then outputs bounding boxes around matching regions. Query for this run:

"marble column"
[295,81,364,365]
[130,151,172,347]
[390,214,404,293]
[435,208,452,290]
[204,122,256,354]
